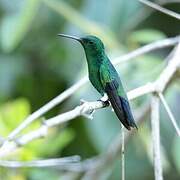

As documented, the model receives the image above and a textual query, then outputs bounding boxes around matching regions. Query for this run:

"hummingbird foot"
[100,93,108,101]
[97,93,110,107]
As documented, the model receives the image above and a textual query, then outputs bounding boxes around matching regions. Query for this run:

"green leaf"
[0,98,30,135]
[1,0,40,52]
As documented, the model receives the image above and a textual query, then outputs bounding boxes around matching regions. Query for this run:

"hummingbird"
[58,34,137,130]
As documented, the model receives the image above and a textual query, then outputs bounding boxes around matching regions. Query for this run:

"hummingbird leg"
[100,93,108,102]
[97,93,110,107]
[99,94,113,110]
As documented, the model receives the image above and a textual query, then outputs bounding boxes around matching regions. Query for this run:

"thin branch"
[121,126,125,180]
[127,82,155,100]
[0,85,152,157]
[5,36,179,142]
[162,0,180,4]
[155,43,180,92]
[151,95,163,180]
[0,156,80,168]
[113,36,180,65]
[81,103,150,179]
[6,77,88,141]
[139,0,180,20]
[1,103,150,173]
[158,92,180,136]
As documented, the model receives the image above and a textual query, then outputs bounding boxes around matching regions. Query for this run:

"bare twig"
[0,85,153,157]
[128,82,155,100]
[154,43,180,93]
[113,36,180,65]
[158,92,180,136]
[159,0,180,4]
[0,156,80,168]
[151,95,163,180]
[121,126,125,180]
[5,36,179,142]
[6,77,88,141]
[81,103,150,179]
[139,0,180,20]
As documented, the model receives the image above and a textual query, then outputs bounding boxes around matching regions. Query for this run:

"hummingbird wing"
[99,64,137,130]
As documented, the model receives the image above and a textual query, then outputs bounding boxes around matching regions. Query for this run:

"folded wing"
[99,65,137,130]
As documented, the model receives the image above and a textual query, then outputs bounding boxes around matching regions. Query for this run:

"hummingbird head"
[80,35,105,53]
[58,34,105,55]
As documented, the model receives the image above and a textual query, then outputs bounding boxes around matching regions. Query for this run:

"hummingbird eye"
[89,41,93,45]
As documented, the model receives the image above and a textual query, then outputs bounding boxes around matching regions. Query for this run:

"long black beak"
[58,34,82,43]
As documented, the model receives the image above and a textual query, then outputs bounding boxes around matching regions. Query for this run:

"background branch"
[0,156,80,168]
[139,0,180,20]
[0,84,153,157]
[158,93,180,136]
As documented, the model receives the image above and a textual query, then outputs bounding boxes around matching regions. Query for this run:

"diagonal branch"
[113,36,180,65]
[0,84,153,157]
[0,155,80,168]
[158,92,180,136]
[139,0,180,20]
[6,77,88,141]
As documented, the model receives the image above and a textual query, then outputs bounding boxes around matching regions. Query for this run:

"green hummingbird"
[58,34,137,130]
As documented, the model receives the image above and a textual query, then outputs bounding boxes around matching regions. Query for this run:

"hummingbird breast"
[86,57,104,95]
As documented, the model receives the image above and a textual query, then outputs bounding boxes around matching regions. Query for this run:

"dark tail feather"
[120,97,138,129]
[105,82,137,130]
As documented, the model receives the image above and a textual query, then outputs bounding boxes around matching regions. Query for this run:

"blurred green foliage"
[0,0,179,179]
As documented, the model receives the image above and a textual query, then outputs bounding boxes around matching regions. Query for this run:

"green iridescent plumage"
[58,34,137,130]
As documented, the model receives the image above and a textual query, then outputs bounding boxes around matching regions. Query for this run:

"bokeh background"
[0,0,180,179]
